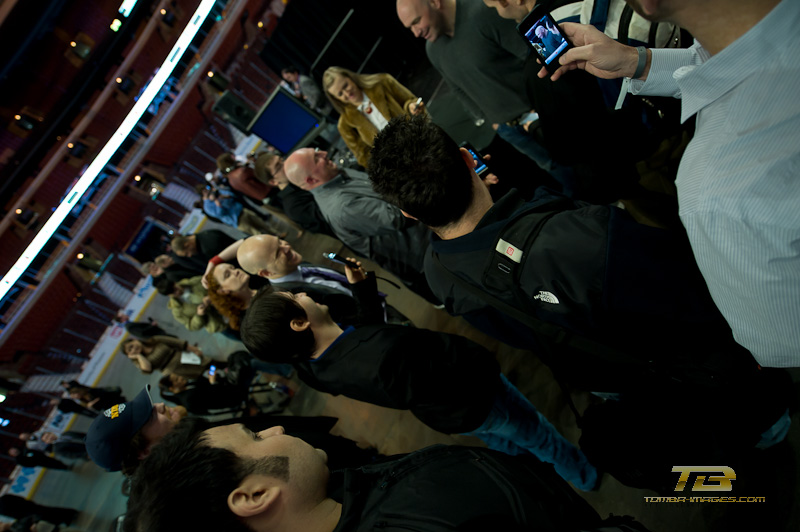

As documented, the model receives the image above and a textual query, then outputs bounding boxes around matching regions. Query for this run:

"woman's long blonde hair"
[322,66,386,114]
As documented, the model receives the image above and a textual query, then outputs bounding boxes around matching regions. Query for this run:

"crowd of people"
[9,0,797,530]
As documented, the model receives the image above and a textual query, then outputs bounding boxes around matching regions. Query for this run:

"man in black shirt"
[124,417,645,532]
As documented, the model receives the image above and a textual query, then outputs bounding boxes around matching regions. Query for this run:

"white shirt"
[358,93,389,132]
[629,0,800,367]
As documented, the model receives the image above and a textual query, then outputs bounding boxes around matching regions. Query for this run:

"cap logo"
[104,403,126,419]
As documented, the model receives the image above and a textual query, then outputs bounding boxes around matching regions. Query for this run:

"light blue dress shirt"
[630,0,800,367]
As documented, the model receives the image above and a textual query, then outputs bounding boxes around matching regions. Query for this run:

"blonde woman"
[323,67,425,167]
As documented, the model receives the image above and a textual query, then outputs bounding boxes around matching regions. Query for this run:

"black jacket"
[172,229,239,272]
[294,275,500,434]
[331,445,602,531]
[425,189,753,392]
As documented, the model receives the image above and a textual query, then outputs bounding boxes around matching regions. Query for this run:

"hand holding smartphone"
[517,7,573,73]
[324,253,367,284]
[322,252,354,267]
[459,142,490,177]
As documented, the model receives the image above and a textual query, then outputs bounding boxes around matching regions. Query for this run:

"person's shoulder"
[467,0,515,34]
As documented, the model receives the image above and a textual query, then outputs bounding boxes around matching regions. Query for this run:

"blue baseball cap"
[86,385,153,471]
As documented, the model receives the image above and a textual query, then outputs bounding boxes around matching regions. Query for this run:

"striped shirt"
[630,0,800,367]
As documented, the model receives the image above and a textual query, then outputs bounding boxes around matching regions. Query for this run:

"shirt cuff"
[630,47,697,98]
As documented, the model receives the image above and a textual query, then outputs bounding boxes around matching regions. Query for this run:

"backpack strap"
[483,198,571,291]
[429,203,650,371]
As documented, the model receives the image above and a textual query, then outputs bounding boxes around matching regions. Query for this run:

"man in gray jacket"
[284,147,433,300]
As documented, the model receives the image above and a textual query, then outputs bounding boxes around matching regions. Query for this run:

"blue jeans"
[496,123,574,192]
[757,408,791,449]
[465,374,598,491]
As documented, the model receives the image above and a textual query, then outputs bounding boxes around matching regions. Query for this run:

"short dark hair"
[281,66,299,76]
[240,290,315,364]
[369,114,475,228]
[125,417,289,532]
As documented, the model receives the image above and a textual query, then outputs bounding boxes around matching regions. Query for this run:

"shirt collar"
[271,269,303,283]
[677,0,794,122]
[310,172,348,196]
[312,325,356,362]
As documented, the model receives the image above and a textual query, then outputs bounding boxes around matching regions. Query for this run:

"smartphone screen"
[322,252,351,266]
[459,142,488,176]
[517,9,572,71]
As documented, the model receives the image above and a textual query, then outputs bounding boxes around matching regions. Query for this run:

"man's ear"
[228,477,281,518]
[459,147,477,169]
[257,268,273,279]
[137,442,154,461]
[290,317,311,332]
[400,209,418,221]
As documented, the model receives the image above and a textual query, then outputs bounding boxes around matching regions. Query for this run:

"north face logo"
[533,291,559,304]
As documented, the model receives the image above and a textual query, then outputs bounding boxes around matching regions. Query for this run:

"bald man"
[283,147,435,302]
[253,152,334,236]
[237,234,352,295]
[396,0,570,188]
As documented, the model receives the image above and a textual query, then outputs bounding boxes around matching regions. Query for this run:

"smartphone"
[459,142,489,177]
[322,252,353,267]
[209,365,216,376]
[517,7,573,73]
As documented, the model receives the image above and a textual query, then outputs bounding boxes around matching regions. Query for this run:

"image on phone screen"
[520,14,570,66]
[466,148,488,175]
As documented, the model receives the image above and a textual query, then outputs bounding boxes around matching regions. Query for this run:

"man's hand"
[539,22,643,82]
[482,173,500,187]
[343,258,367,284]
[481,153,499,187]
[409,100,425,115]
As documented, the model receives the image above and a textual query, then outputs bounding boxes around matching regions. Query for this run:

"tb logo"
[672,466,736,492]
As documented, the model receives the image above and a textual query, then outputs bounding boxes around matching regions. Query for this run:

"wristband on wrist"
[209,255,223,266]
[633,46,647,79]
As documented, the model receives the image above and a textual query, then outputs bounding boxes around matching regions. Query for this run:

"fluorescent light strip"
[0,0,218,302]
[118,0,139,18]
